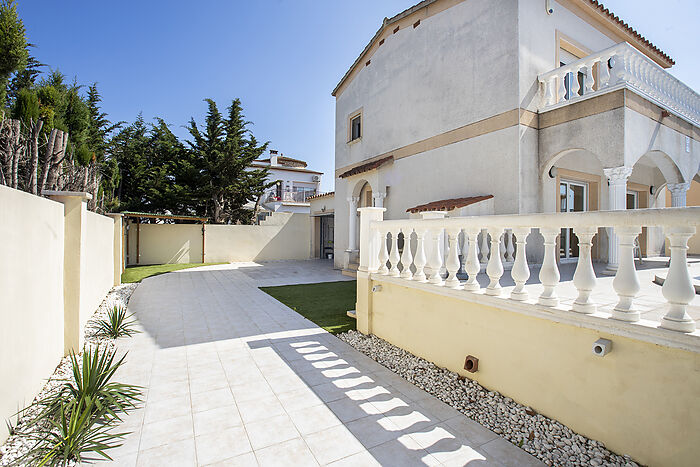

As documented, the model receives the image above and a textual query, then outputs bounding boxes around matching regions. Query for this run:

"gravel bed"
[0,283,138,467]
[337,330,639,467]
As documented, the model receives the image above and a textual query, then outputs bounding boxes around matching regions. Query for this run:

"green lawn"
[260,280,357,334]
[121,263,224,283]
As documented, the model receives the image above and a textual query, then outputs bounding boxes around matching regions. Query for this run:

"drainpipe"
[202,223,206,264]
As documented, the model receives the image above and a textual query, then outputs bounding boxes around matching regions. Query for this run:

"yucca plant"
[95,305,139,338]
[22,398,126,466]
[33,347,142,424]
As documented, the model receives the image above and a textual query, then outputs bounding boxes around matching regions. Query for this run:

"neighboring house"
[252,150,323,214]
[332,0,700,272]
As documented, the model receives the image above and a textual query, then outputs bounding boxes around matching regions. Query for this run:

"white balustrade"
[510,228,530,300]
[538,42,700,126]
[363,207,700,336]
[463,228,481,291]
[445,229,462,289]
[413,229,428,282]
[571,227,597,314]
[428,228,445,286]
[378,230,389,275]
[388,230,401,277]
[399,228,414,280]
[485,228,504,295]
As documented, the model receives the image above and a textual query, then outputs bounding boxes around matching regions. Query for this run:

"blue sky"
[17,1,699,193]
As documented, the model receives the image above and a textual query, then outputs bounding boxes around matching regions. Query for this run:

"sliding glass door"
[560,180,588,259]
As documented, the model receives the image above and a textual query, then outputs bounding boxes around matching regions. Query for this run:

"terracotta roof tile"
[407,195,493,213]
[338,156,393,179]
[308,191,335,200]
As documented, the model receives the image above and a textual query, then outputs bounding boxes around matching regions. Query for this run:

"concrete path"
[107,260,543,467]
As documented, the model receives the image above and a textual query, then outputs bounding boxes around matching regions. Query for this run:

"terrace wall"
[0,186,121,443]
[125,212,311,265]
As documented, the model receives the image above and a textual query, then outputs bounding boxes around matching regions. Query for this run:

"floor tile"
[193,405,243,436]
[139,414,194,451]
[303,425,365,464]
[137,437,196,467]
[195,426,252,466]
[288,404,342,435]
[254,438,319,467]
[245,414,300,450]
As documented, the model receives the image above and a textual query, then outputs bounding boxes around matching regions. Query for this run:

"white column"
[510,228,530,301]
[572,227,598,314]
[660,226,696,332]
[485,228,504,296]
[667,181,690,207]
[347,196,359,252]
[373,192,386,208]
[603,166,633,273]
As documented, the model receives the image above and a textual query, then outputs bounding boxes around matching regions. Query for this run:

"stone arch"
[540,148,606,180]
[635,150,685,184]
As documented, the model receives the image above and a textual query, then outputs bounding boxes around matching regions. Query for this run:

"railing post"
[378,230,389,275]
[357,207,385,273]
[388,229,401,276]
[538,228,560,307]
[510,228,531,301]
[572,227,598,314]
[479,228,489,263]
[485,228,504,295]
[505,229,515,263]
[610,226,641,322]
[400,228,414,280]
[660,226,696,332]
[413,229,428,283]
[428,228,445,286]
[445,228,462,289]
[463,228,481,291]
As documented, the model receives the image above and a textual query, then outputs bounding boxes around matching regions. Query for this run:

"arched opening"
[359,182,373,208]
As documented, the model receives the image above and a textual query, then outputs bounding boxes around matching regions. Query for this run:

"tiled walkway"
[107,260,543,466]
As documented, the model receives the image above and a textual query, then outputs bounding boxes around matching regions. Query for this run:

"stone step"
[341,269,357,278]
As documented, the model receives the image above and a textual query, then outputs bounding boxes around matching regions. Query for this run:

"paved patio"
[107,260,543,466]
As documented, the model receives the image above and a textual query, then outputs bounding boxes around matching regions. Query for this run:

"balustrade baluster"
[485,228,504,295]
[445,229,462,289]
[388,230,401,276]
[610,226,641,322]
[660,226,697,332]
[599,55,611,87]
[458,231,466,275]
[571,66,581,96]
[428,228,445,285]
[572,227,597,314]
[399,228,414,280]
[480,229,489,263]
[377,230,389,275]
[510,228,530,301]
[543,77,555,106]
[557,73,567,103]
[538,228,560,306]
[499,233,506,262]
[505,229,515,262]
[584,63,595,94]
[463,229,481,291]
[413,229,428,282]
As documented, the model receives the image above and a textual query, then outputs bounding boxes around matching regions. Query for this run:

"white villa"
[331,0,700,274]
[253,149,323,214]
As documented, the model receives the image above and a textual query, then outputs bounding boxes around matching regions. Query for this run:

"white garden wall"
[0,186,121,443]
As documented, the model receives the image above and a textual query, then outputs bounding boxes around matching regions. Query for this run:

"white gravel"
[337,330,639,467]
[0,283,138,467]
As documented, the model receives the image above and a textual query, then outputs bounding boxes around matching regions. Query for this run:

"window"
[350,114,361,142]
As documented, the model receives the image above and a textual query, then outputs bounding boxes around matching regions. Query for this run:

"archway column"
[347,196,360,251]
[667,181,690,207]
[603,166,633,273]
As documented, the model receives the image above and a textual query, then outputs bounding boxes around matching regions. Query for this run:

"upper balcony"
[537,42,700,126]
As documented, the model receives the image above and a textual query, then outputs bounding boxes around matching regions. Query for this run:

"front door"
[320,215,334,259]
[560,180,588,259]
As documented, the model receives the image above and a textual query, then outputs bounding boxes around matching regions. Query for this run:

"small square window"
[350,114,361,141]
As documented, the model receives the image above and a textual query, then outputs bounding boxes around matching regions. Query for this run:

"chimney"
[270,149,278,166]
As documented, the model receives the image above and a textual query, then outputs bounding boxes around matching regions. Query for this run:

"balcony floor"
[107,260,543,466]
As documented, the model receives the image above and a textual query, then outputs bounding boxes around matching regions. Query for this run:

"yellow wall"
[0,186,120,443]
[126,212,311,265]
[359,275,700,467]
[0,186,65,443]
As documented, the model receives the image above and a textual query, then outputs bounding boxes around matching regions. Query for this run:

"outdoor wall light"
[371,285,382,293]
[464,355,479,373]
[548,166,558,178]
[592,338,612,357]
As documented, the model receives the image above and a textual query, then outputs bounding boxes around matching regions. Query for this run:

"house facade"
[332,0,700,272]
[253,150,323,214]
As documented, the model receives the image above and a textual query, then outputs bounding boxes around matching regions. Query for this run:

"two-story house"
[253,149,323,214]
[332,0,700,273]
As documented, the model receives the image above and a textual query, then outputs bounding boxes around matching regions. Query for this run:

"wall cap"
[42,190,93,201]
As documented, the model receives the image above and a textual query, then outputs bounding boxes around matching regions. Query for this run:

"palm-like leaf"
[95,305,139,338]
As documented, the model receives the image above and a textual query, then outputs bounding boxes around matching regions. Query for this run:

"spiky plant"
[22,398,126,466]
[95,305,139,338]
[28,346,142,429]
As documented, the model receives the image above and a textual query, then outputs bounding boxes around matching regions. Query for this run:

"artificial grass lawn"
[260,280,357,334]
[121,263,224,283]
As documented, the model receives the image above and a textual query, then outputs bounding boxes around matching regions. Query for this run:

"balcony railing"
[266,191,316,203]
[538,42,700,125]
[359,207,699,335]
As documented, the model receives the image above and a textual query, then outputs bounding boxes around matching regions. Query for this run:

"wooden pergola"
[119,212,209,265]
